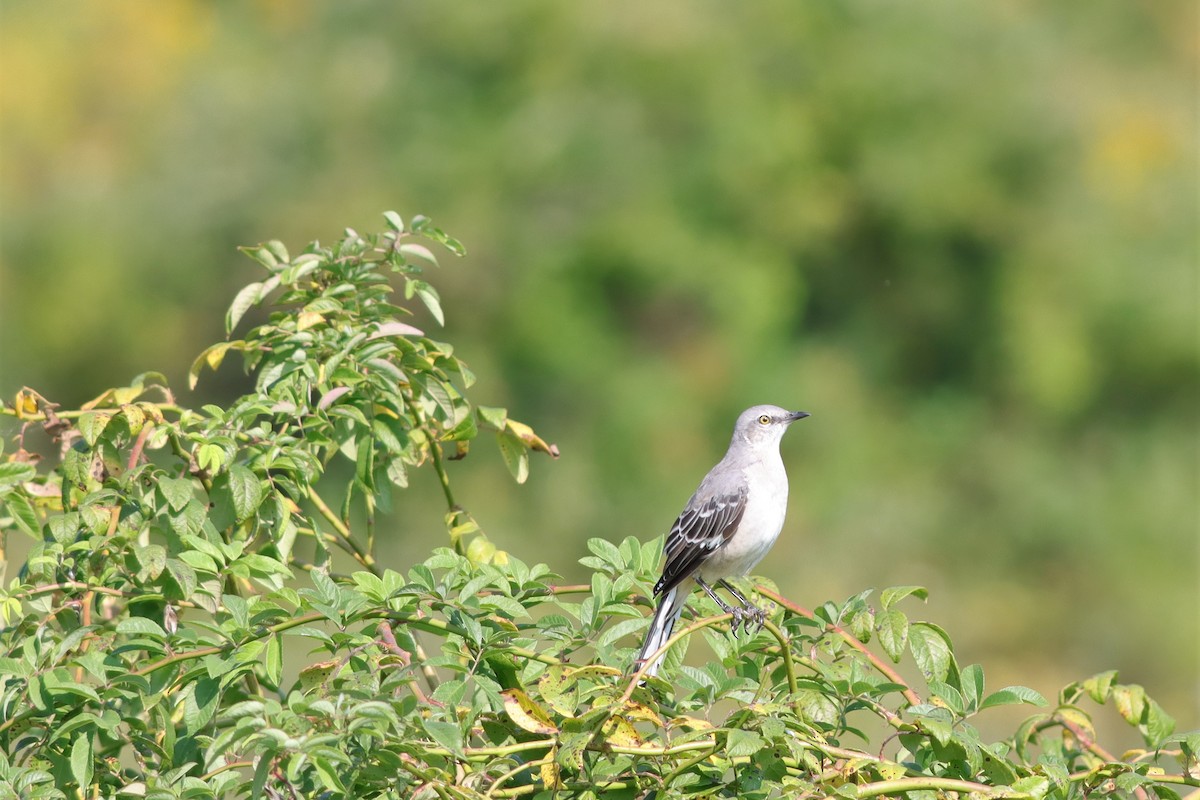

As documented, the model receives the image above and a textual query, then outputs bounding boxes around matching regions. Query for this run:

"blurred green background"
[1,2,1196,735]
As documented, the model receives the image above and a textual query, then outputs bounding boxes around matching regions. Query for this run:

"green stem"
[757,584,923,708]
[620,612,735,703]
[848,777,994,797]
[306,486,377,573]
[129,609,561,678]
[759,618,798,698]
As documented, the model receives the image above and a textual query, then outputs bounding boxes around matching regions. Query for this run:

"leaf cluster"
[0,215,1194,799]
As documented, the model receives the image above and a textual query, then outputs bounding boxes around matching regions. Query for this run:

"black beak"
[788,411,811,422]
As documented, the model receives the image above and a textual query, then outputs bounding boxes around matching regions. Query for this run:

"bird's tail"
[635,585,687,678]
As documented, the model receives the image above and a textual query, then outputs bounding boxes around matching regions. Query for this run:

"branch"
[756,584,923,708]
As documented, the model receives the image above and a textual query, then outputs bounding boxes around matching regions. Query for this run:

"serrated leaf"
[1142,698,1175,746]
[1010,775,1051,799]
[978,686,1048,711]
[477,406,508,430]
[5,492,38,536]
[601,715,644,748]
[848,606,874,644]
[226,465,264,523]
[908,622,953,684]
[1081,670,1118,704]
[117,617,167,637]
[959,663,985,710]
[880,585,927,611]
[77,411,112,447]
[265,635,282,686]
[158,476,195,512]
[70,734,93,790]
[725,728,766,758]
[557,729,591,770]
[876,609,908,663]
[586,537,623,568]
[0,460,37,487]
[1113,683,1147,726]
[422,719,464,756]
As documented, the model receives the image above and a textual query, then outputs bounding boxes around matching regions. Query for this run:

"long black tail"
[634,586,687,678]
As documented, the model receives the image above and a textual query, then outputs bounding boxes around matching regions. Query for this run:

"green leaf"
[477,405,508,430]
[585,537,623,569]
[0,460,36,487]
[1112,683,1147,726]
[978,685,1047,711]
[1010,776,1051,799]
[422,719,464,756]
[226,465,264,523]
[1142,698,1176,747]
[415,281,445,325]
[70,734,93,790]
[226,282,264,334]
[497,432,529,483]
[4,492,38,537]
[959,663,985,710]
[399,242,439,270]
[312,756,347,794]
[928,681,965,716]
[1081,669,1118,704]
[880,585,927,611]
[159,476,195,512]
[908,622,953,684]
[383,210,405,232]
[77,411,113,447]
[725,728,766,758]
[876,609,909,663]
[265,636,282,686]
[117,617,166,637]
[848,605,874,644]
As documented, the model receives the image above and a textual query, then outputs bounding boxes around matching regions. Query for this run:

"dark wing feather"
[653,487,747,596]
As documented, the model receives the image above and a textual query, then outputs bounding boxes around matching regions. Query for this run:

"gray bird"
[635,404,810,678]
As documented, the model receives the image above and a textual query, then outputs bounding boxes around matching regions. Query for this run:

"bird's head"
[732,404,810,448]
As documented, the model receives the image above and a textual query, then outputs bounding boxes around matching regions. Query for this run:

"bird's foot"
[727,604,766,637]
[745,603,767,632]
[729,604,768,633]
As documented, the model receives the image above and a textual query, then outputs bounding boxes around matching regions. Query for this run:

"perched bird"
[635,404,809,678]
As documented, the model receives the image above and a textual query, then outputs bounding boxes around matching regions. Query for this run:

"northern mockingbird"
[635,404,809,678]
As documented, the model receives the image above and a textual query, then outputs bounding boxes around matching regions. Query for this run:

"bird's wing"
[653,486,747,597]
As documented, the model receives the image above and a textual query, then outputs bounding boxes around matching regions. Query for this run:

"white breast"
[697,454,789,580]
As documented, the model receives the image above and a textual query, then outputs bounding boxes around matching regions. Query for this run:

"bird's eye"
[758,414,771,425]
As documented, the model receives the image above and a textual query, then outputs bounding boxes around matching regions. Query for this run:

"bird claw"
[728,604,767,638]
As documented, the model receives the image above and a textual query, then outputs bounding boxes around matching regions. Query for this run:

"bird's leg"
[695,576,749,637]
[717,579,766,631]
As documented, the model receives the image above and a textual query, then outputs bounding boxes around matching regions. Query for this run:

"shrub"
[0,214,1194,799]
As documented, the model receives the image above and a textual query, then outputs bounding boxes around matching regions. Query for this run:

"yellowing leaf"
[13,389,39,418]
[501,688,559,735]
[620,700,663,727]
[540,752,562,790]
[505,419,560,458]
[601,715,644,748]
[298,659,339,692]
[296,311,324,331]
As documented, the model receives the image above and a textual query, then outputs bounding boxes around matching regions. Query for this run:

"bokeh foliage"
[0,0,1195,737]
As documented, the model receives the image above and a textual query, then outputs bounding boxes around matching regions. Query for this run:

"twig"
[756,585,922,707]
